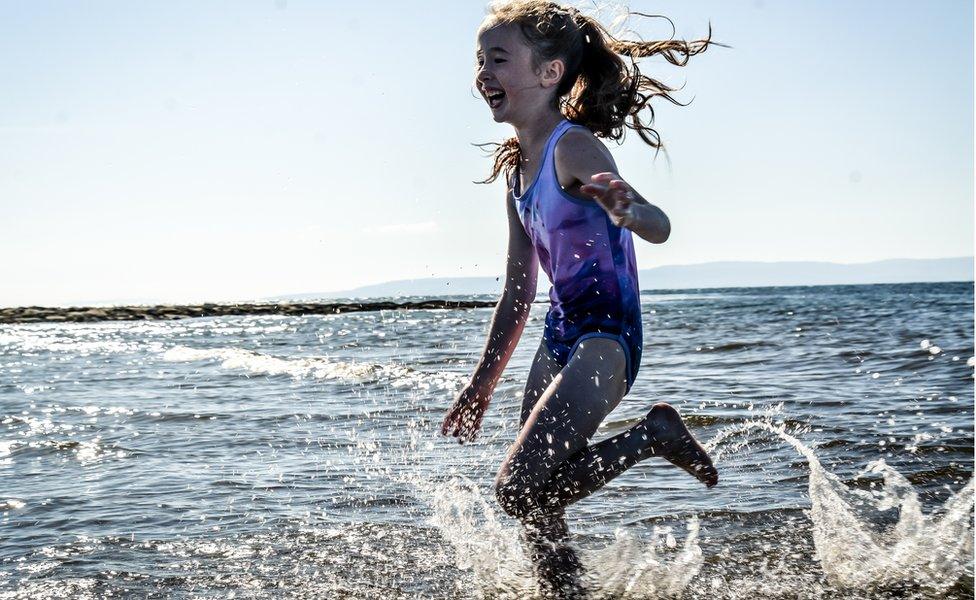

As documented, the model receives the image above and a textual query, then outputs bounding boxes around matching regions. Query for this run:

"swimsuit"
[511,119,643,394]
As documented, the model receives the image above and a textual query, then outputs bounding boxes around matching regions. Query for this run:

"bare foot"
[640,402,719,487]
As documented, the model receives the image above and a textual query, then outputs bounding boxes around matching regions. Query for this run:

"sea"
[0,281,973,599]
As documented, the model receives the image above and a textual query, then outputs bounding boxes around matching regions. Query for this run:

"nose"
[476,64,492,84]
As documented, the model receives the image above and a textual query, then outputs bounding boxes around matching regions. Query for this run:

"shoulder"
[553,125,618,187]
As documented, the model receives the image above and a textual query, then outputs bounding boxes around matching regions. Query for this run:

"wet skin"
[497,338,717,597]
[442,20,718,599]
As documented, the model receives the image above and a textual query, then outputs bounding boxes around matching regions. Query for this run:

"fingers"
[459,410,480,443]
[581,183,614,213]
[582,178,633,223]
[440,408,471,443]
[608,179,631,197]
[442,408,464,438]
[441,401,461,436]
[579,182,606,198]
[583,176,629,197]
[607,180,632,206]
[588,172,623,198]
[442,386,489,443]
[453,410,485,444]
[462,413,484,444]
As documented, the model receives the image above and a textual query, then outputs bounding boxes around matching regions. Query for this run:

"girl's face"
[475,24,559,125]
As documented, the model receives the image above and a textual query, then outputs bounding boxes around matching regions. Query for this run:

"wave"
[694,340,781,353]
[0,437,132,463]
[161,345,467,392]
[0,332,154,356]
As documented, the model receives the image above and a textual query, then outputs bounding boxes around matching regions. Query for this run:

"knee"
[494,471,539,520]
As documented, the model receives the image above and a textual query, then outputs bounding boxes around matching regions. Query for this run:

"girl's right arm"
[440,188,538,442]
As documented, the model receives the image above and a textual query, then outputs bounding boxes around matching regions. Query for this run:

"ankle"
[633,419,661,462]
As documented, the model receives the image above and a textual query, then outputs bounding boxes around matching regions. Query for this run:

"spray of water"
[708,418,974,595]
[424,415,972,599]
[425,475,705,600]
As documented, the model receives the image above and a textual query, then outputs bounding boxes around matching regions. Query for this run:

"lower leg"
[521,510,586,598]
[537,403,719,511]
[498,339,631,597]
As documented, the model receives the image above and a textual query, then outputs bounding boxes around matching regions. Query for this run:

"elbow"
[648,218,670,244]
[502,265,538,308]
[657,222,671,244]
[502,290,532,310]
[636,206,669,244]
[511,290,536,315]
[500,282,536,315]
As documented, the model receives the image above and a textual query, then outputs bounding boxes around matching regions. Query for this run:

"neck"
[513,110,565,158]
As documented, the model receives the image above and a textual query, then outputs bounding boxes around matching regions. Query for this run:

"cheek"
[508,68,535,91]
[499,68,521,90]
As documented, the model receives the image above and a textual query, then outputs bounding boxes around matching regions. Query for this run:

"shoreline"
[0,300,499,325]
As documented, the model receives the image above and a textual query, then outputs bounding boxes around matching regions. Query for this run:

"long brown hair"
[475,1,722,184]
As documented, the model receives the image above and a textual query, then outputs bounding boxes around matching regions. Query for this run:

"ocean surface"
[0,282,973,599]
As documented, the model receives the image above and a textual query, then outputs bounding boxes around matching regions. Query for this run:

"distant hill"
[637,257,973,290]
[273,257,974,301]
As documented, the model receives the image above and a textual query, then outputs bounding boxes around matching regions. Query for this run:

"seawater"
[0,282,972,599]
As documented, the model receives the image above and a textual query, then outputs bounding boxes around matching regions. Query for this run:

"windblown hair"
[475,0,721,184]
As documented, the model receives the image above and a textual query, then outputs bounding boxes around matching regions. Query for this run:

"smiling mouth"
[485,89,506,109]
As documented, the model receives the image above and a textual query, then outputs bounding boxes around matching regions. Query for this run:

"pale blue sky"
[1,1,972,306]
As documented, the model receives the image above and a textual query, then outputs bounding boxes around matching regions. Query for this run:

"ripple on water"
[0,284,971,598]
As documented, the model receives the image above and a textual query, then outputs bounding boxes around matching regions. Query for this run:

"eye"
[494,59,507,64]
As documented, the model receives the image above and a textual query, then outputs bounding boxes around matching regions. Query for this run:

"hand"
[440,382,492,443]
[581,172,636,229]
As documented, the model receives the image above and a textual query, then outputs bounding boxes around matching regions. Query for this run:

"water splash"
[587,519,703,598]
[429,477,536,599]
[423,415,972,599]
[425,476,704,599]
[709,418,975,595]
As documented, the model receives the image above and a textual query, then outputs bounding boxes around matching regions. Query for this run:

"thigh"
[500,337,629,491]
[520,338,561,428]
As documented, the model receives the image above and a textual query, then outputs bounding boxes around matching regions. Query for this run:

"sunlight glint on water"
[0,283,972,598]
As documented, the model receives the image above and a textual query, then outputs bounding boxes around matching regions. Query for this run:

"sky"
[1,0,972,306]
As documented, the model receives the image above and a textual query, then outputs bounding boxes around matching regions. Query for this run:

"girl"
[441,1,720,595]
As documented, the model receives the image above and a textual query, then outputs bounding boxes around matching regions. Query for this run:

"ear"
[539,58,565,89]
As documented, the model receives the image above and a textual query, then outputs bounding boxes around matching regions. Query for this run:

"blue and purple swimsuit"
[512,119,643,394]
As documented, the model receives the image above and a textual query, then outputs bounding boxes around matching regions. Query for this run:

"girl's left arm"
[555,130,671,244]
